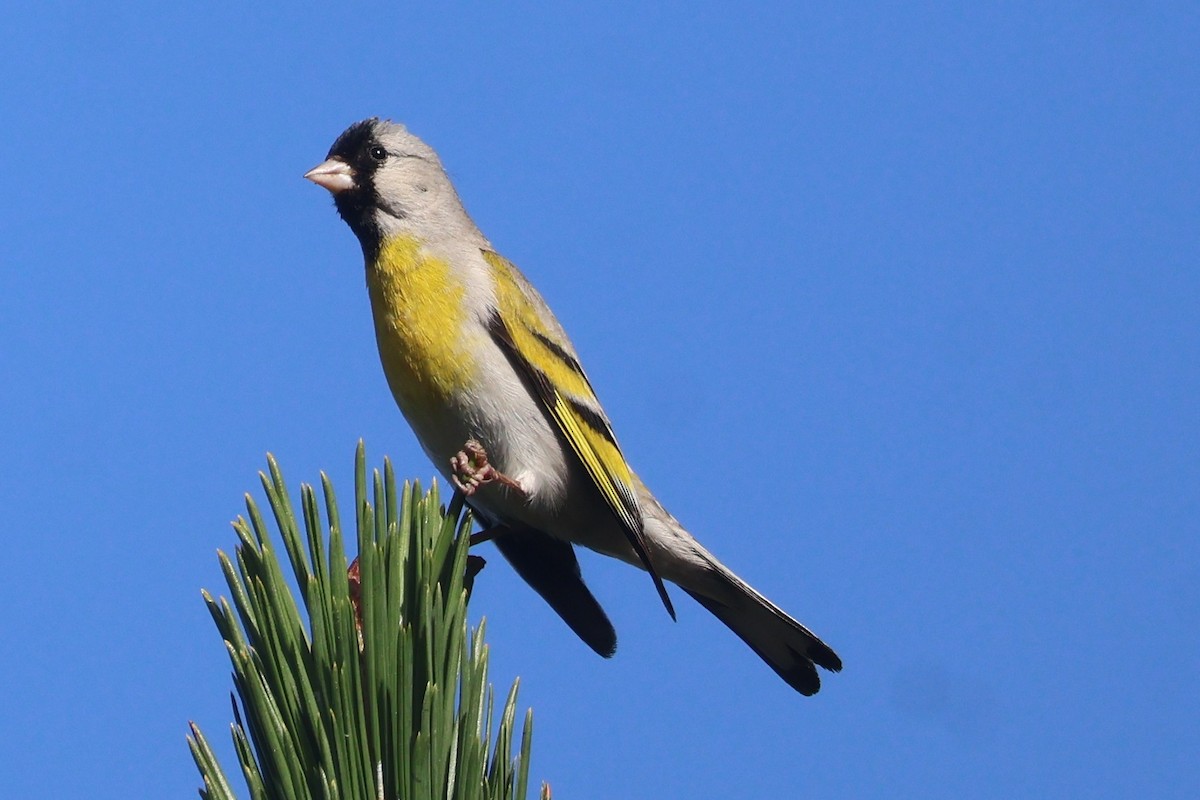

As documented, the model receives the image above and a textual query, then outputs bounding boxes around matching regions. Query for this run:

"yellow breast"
[366,235,476,415]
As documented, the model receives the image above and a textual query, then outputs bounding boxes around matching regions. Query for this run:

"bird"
[305,118,841,695]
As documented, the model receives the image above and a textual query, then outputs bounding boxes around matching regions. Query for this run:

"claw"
[449,439,525,497]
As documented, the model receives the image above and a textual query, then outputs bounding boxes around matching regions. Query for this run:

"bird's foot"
[450,439,525,497]
[468,525,505,547]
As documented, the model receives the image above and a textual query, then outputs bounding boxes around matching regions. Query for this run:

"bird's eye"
[368,145,387,162]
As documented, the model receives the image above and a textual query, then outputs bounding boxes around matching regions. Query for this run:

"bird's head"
[305,118,469,258]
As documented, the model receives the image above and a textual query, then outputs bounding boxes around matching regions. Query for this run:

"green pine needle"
[189,442,536,800]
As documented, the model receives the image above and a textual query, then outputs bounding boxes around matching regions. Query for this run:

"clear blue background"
[2,2,1196,797]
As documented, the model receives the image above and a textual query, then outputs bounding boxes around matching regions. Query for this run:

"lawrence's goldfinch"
[305,118,841,695]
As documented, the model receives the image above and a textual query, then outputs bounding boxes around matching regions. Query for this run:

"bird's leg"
[449,439,526,497]
[469,526,504,546]
[448,441,521,597]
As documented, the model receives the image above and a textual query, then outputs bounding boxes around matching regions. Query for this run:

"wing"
[483,250,675,619]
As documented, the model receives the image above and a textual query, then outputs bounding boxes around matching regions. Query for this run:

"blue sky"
[2,2,1197,797]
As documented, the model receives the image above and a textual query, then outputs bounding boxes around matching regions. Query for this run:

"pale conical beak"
[304,158,355,193]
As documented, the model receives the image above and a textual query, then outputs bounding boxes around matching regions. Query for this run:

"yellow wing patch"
[546,390,641,534]
[485,251,675,617]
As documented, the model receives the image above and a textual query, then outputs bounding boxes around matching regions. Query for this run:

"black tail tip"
[779,640,841,695]
[811,640,843,673]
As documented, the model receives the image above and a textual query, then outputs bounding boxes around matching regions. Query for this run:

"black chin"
[334,191,382,261]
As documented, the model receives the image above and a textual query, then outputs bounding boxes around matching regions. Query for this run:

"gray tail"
[684,567,841,696]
